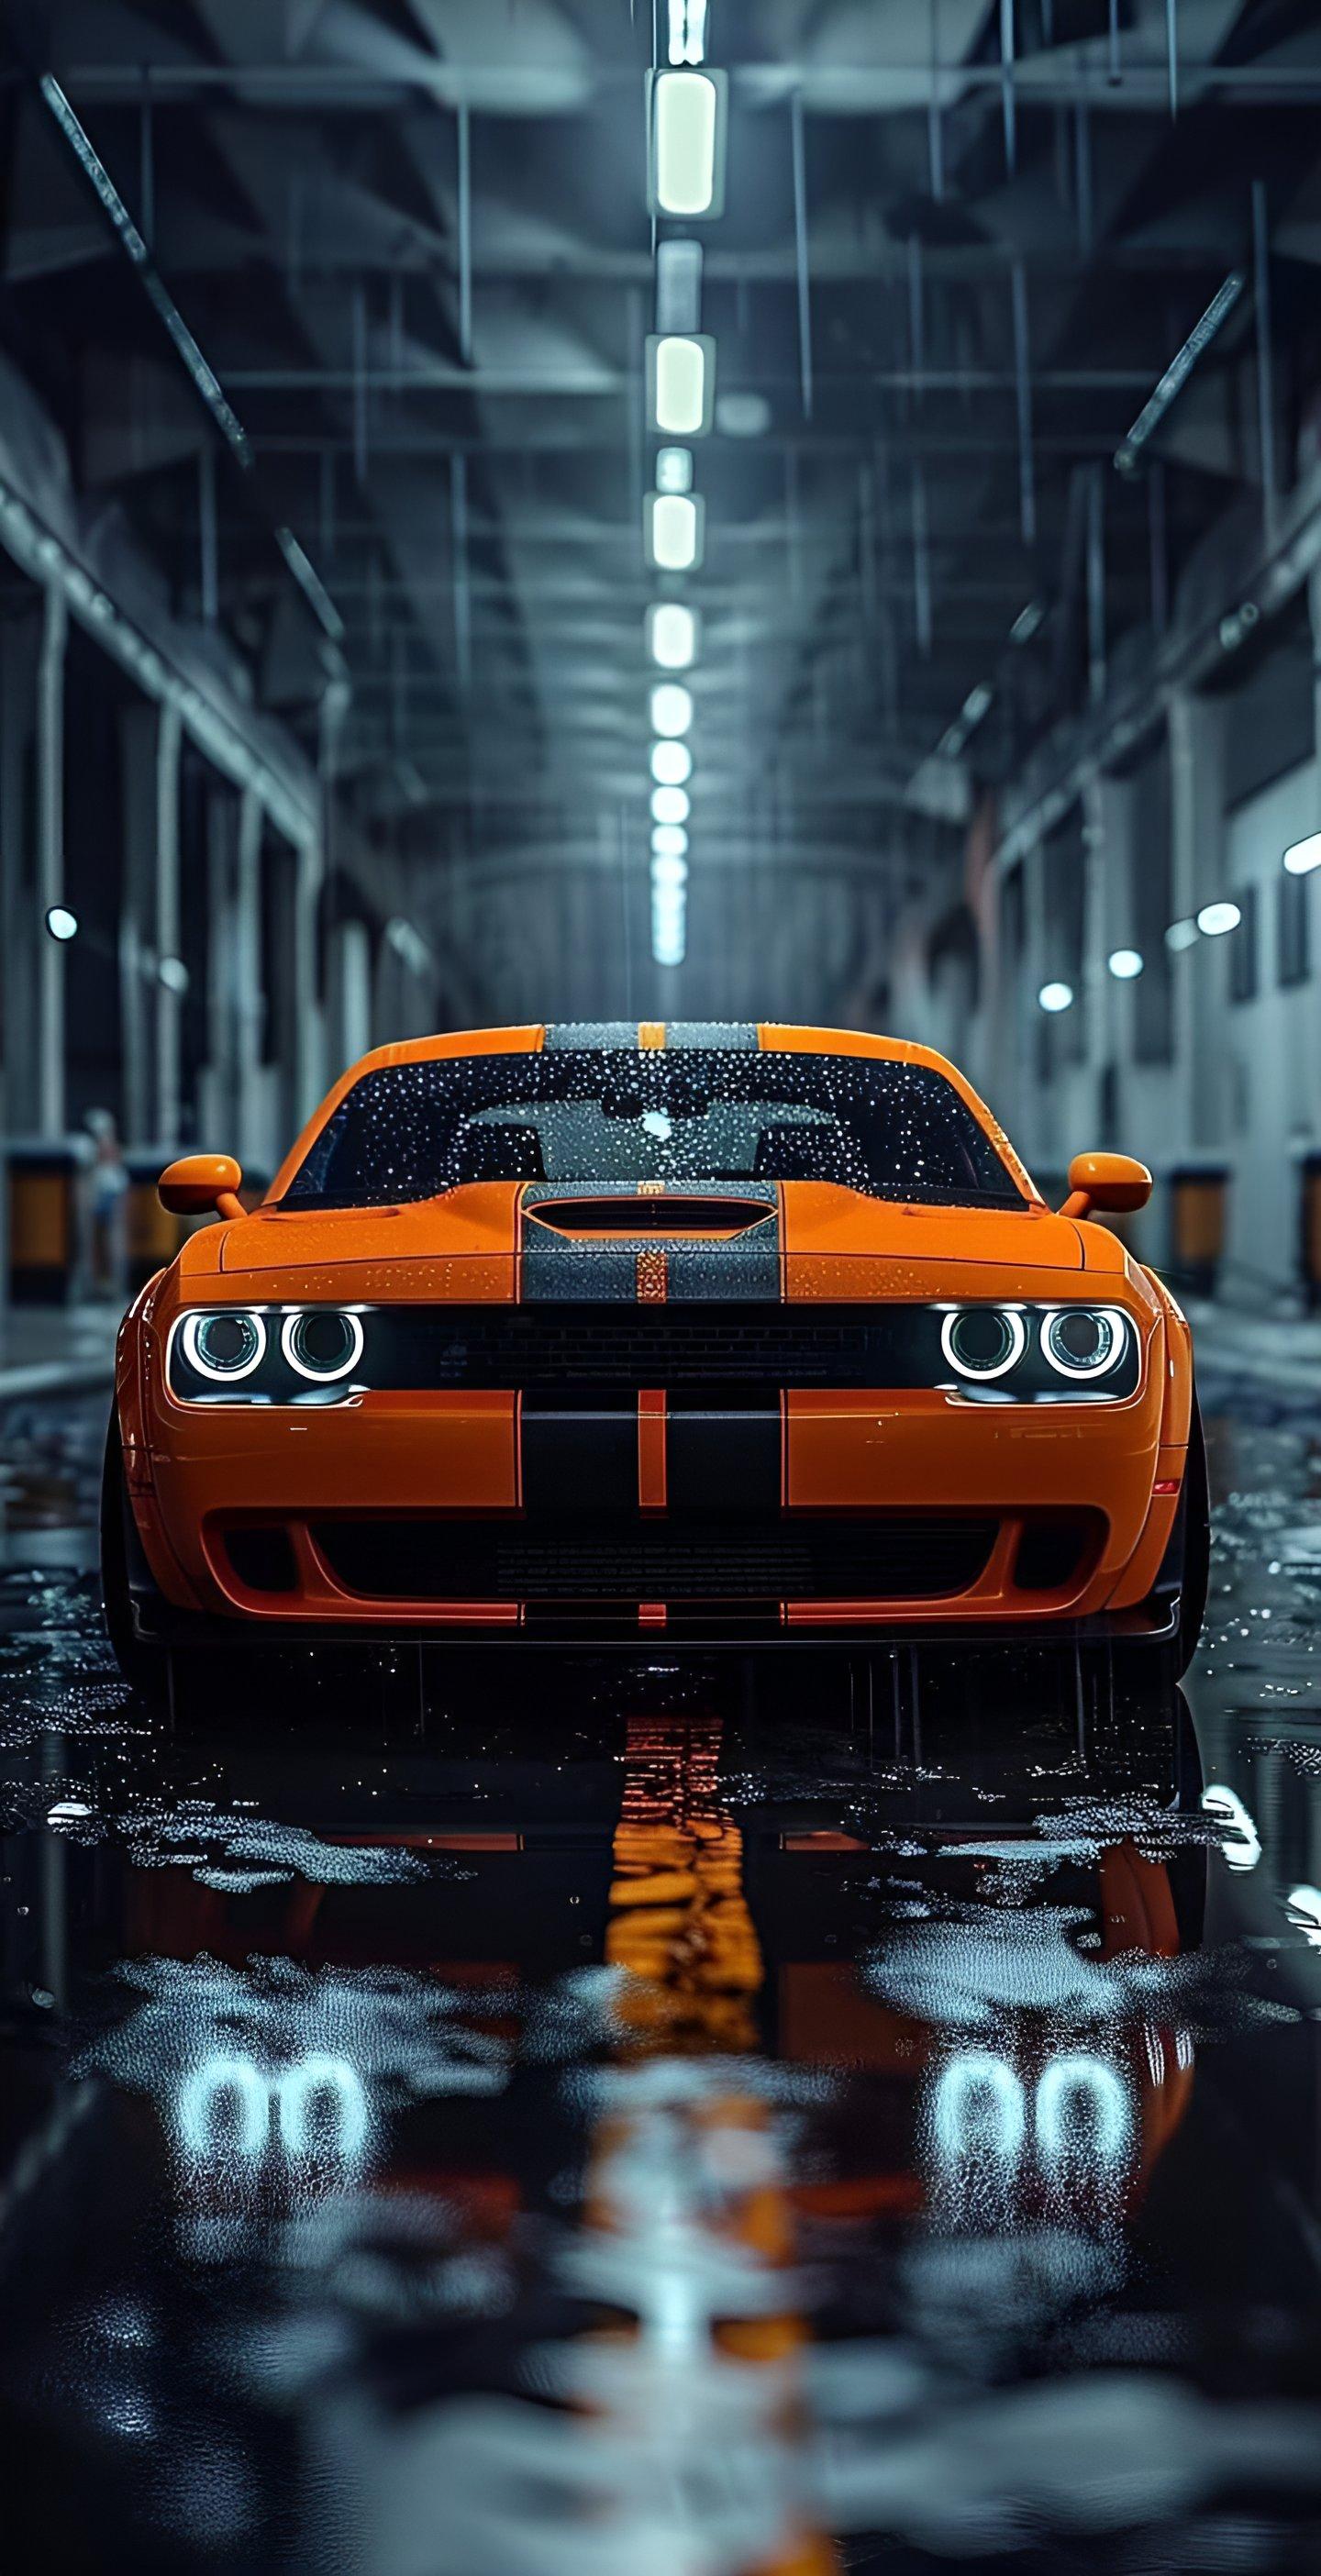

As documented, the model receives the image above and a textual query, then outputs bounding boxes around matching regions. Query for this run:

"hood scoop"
[524,1194,775,1239]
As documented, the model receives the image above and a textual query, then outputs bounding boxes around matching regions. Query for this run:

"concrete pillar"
[234,787,265,1171]
[36,581,68,1138]
[1019,833,1047,1165]
[292,836,325,1127]
[202,782,238,1148]
[328,917,372,1075]
[1,597,41,1138]
[119,701,155,1145]
[1168,685,1228,1154]
[1082,768,1133,1132]
[154,702,183,1146]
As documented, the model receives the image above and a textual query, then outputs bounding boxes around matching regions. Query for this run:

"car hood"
[177,1180,1113,1299]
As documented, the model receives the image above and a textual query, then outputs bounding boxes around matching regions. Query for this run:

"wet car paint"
[1,1393,1321,2571]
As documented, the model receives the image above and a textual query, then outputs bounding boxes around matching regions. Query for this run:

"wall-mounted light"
[652,783,691,826]
[649,70,727,219]
[1107,948,1144,980]
[647,335,716,438]
[1283,831,1321,875]
[1038,981,1073,1013]
[44,904,78,941]
[651,822,689,858]
[647,603,700,669]
[1196,900,1241,937]
[644,490,705,572]
[649,682,693,738]
[650,739,693,786]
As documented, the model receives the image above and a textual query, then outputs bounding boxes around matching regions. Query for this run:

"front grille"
[311,1514,996,1604]
[372,1304,939,1391]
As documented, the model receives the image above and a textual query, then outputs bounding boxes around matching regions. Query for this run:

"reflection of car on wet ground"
[100,1021,1208,1689]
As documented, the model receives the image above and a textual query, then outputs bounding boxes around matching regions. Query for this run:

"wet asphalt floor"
[2,1385,1321,2574]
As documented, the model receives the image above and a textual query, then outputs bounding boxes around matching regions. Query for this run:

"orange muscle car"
[100,1022,1207,1684]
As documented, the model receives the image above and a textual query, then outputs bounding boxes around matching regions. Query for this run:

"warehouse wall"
[947,525,1321,1307]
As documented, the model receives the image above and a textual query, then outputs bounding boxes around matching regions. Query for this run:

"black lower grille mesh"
[311,1515,996,1603]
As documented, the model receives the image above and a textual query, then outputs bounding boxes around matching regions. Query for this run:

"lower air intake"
[311,1515,996,1604]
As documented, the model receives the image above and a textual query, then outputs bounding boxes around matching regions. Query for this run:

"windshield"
[283,1049,1027,1213]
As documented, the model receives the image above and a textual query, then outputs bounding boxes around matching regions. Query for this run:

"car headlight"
[940,1306,1027,1381]
[281,1307,364,1382]
[937,1303,1137,1400]
[1040,1306,1127,1380]
[170,1306,366,1402]
[180,1308,266,1382]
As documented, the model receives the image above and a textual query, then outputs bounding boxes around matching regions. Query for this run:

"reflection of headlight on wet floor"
[1202,1783,1262,1872]
[930,2049,1133,2172]
[1285,1884,1321,1949]
[177,2051,371,2161]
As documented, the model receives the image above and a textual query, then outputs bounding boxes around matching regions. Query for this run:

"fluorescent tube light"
[645,491,703,572]
[648,335,715,438]
[647,603,699,669]
[650,739,693,786]
[649,683,693,737]
[650,71,725,218]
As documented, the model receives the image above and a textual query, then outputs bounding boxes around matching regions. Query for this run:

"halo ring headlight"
[281,1308,364,1383]
[940,1307,1027,1382]
[1041,1307,1127,1380]
[182,1309,266,1382]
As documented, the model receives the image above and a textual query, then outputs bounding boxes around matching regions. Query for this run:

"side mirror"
[1059,1151,1152,1220]
[159,1153,246,1222]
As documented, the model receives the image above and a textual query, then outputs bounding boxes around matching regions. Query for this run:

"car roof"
[340,1022,962,1077]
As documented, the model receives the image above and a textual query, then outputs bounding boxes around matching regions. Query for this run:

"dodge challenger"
[101,1022,1207,1688]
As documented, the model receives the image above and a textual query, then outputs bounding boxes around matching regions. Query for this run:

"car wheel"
[100,1413,170,1705]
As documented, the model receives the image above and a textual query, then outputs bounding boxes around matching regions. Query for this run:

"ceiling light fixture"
[1165,916,1198,952]
[652,823,689,858]
[1038,981,1073,1013]
[650,739,693,786]
[645,490,704,572]
[1107,948,1144,980]
[652,783,691,826]
[1196,900,1241,937]
[1283,830,1321,875]
[647,602,699,669]
[651,851,689,888]
[650,69,726,218]
[649,682,693,738]
[44,904,78,941]
[648,334,715,438]
[667,0,708,65]
[656,445,694,494]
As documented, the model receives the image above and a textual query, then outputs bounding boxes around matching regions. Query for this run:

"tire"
[100,1412,170,1704]
[1171,1398,1210,1679]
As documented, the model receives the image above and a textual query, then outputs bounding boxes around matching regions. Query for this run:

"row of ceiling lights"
[1038,829,1321,1011]
[640,11,727,967]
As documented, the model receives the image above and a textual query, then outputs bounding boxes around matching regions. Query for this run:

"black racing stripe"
[666,1397,782,1518]
[520,1179,782,1305]
[520,1402,637,1518]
